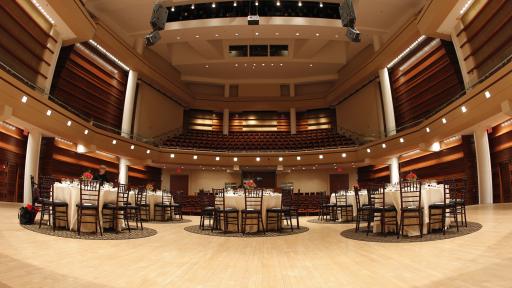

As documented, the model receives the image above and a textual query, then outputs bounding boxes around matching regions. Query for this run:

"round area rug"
[184,225,309,238]
[21,224,157,240]
[340,221,482,243]
[146,218,192,224]
[307,218,354,224]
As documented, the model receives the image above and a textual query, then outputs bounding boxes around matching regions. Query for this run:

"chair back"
[399,180,422,209]
[354,187,364,210]
[38,176,56,201]
[136,186,148,206]
[172,191,184,204]
[79,179,101,206]
[116,183,129,206]
[213,188,225,210]
[161,189,173,206]
[244,189,263,211]
[335,189,349,206]
[442,178,466,204]
[282,188,293,209]
[366,183,386,209]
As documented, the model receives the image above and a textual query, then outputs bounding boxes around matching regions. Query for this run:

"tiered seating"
[161,129,357,151]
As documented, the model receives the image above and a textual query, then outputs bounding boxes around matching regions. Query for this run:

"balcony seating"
[161,129,357,151]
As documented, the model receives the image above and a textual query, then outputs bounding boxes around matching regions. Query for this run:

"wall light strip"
[88,40,130,71]
[387,35,427,68]
[30,0,55,24]
[459,0,474,15]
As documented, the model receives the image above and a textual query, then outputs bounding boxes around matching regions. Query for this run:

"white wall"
[172,170,241,194]
[276,168,358,192]
[336,80,384,138]
[133,81,184,138]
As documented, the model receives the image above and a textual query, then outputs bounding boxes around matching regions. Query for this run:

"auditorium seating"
[161,129,357,151]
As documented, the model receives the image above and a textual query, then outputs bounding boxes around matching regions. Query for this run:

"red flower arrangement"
[243,179,256,190]
[405,172,418,181]
[81,171,93,181]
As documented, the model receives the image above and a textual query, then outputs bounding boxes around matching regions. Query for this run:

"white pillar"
[118,157,128,185]
[23,129,42,204]
[390,156,400,184]
[161,169,170,191]
[372,34,382,52]
[379,68,396,136]
[121,70,138,138]
[223,108,229,135]
[474,128,493,204]
[290,107,296,134]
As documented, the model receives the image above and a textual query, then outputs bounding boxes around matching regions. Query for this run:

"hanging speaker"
[150,4,169,31]
[339,0,356,28]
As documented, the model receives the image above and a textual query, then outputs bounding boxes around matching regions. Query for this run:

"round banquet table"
[330,190,368,219]
[219,193,282,232]
[128,191,169,221]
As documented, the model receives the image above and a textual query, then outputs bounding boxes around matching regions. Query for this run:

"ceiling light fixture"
[319,155,323,159]
[21,95,28,103]
[46,110,52,116]
[171,6,175,11]
[170,153,175,158]
[296,156,301,160]
[191,3,195,9]
[298,1,302,6]
[382,143,386,148]
[215,156,220,161]
[319,1,323,7]
[212,2,216,8]
[146,149,151,154]
[341,153,347,158]
[84,129,89,135]
[461,106,468,113]
[278,157,283,161]
[233,157,238,162]
[366,148,371,153]
[66,120,72,127]
[442,118,447,124]
[256,157,260,162]
[426,127,431,133]
[484,91,491,98]
[459,0,474,15]
[233,1,237,7]
[130,145,135,150]
[400,137,404,143]
[193,155,198,160]
[276,0,281,6]
[112,140,117,144]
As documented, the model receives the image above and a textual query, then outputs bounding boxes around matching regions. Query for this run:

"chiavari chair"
[36,176,69,231]
[212,188,239,233]
[102,184,131,233]
[428,180,459,235]
[318,191,335,221]
[170,191,183,220]
[199,190,215,230]
[154,189,173,221]
[399,180,423,238]
[366,184,398,236]
[241,189,265,234]
[125,187,145,230]
[334,189,353,222]
[77,179,102,236]
[354,186,372,233]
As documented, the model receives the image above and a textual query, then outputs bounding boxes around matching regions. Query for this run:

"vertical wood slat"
[0,126,27,203]
[489,120,512,203]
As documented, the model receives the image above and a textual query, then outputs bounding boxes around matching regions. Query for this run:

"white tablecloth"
[53,183,119,232]
[128,191,170,220]
[330,190,368,218]
[219,193,282,232]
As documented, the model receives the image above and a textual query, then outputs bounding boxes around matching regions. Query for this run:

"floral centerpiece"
[81,171,93,181]
[243,179,256,190]
[146,183,154,192]
[405,171,418,181]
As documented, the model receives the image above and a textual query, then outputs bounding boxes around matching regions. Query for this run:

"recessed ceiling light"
[215,34,219,37]
[204,65,209,68]
[442,118,447,124]
[280,63,283,66]
[170,153,175,158]
[366,148,371,153]
[275,32,279,36]
[212,2,216,7]
[315,33,320,36]
[255,0,259,6]
[341,153,346,158]
[233,1,237,7]
[298,1,302,6]
[146,149,150,154]
[235,33,239,36]
[195,35,199,38]
[262,63,265,66]
[276,0,281,6]
[382,143,386,148]
[309,64,313,67]
[319,1,323,7]
[215,156,220,161]
[235,64,238,67]
[295,32,300,36]
[461,106,468,113]
[66,120,72,127]
[112,139,117,144]
[176,36,181,40]
[255,32,259,36]
[171,6,175,11]
[400,137,404,143]
[46,109,52,116]
[191,3,195,9]
[335,34,339,38]
[278,157,283,161]
[426,127,431,133]
[233,157,238,162]
[271,63,274,66]
[484,90,491,98]
[296,156,301,160]
[21,95,28,103]
[319,155,323,159]
[256,157,260,162]
[84,129,89,135]
[193,155,198,160]
[130,145,135,149]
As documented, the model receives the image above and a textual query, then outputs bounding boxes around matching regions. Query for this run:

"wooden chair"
[213,188,239,233]
[199,190,215,230]
[102,184,131,233]
[334,189,353,222]
[428,180,459,235]
[125,187,145,230]
[77,180,102,236]
[266,189,289,232]
[354,187,371,233]
[366,184,398,236]
[282,188,300,230]
[36,176,69,231]
[170,191,184,220]
[241,189,265,234]
[154,190,173,221]
[318,191,335,221]
[399,180,423,238]
[450,178,468,227]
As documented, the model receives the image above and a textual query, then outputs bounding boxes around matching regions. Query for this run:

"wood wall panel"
[357,165,390,184]
[389,38,465,131]
[0,0,56,88]
[0,123,27,203]
[456,0,512,84]
[39,137,161,188]
[50,42,128,134]
[297,108,336,131]
[183,109,222,132]
[489,119,512,203]
[230,111,289,132]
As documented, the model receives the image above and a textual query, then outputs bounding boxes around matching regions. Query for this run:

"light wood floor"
[1,203,511,288]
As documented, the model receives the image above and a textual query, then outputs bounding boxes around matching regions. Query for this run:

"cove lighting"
[170,153,175,158]
[461,106,468,113]
[341,153,346,158]
[66,120,72,127]
[88,40,129,71]
[485,91,491,98]
[31,0,55,24]
[0,122,16,130]
[459,0,474,15]
[442,118,447,124]
[84,129,89,135]
[21,95,28,103]
[46,110,52,116]
[387,36,427,68]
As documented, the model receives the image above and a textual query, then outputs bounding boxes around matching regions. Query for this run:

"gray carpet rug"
[21,224,157,240]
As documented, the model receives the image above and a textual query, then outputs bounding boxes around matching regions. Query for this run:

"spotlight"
[319,1,323,7]
[191,3,195,9]
[233,1,237,6]
[193,155,198,160]
[442,118,447,124]
[276,0,280,6]
[215,156,220,161]
[298,1,302,6]
[256,157,260,162]
[278,157,283,161]
[66,120,72,127]
[233,157,238,162]
[366,148,371,153]
[400,138,404,143]
[112,140,117,144]
[319,155,324,159]
[212,2,216,8]
[296,156,301,160]
[461,106,468,113]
